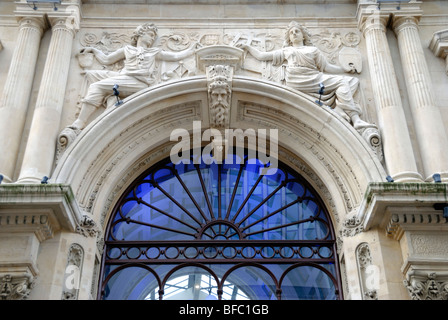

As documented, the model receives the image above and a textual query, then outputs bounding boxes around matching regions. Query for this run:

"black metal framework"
[99,150,342,300]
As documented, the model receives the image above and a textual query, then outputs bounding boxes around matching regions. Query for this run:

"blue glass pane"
[280,265,337,300]
[224,266,277,300]
[103,266,159,300]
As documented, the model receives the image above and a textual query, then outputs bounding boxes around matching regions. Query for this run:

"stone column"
[393,15,448,182]
[359,13,422,182]
[0,17,46,183]
[18,14,79,183]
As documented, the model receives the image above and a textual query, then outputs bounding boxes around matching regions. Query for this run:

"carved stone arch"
[52,76,386,237]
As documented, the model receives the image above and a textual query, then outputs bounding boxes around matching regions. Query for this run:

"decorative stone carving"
[55,126,81,165]
[404,273,448,300]
[340,214,364,237]
[429,29,448,75]
[69,23,198,130]
[75,215,98,238]
[359,127,383,163]
[0,274,35,300]
[62,243,84,300]
[356,243,378,300]
[386,213,446,241]
[237,21,377,131]
[207,65,232,129]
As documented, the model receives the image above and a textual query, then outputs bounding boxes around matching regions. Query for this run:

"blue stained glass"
[102,150,340,300]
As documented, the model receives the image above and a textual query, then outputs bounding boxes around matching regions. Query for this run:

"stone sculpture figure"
[238,21,374,130]
[70,23,198,130]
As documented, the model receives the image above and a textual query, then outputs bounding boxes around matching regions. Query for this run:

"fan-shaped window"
[99,150,342,300]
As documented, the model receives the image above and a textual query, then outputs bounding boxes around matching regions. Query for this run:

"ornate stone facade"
[0,0,447,300]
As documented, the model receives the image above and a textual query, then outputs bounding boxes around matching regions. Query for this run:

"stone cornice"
[342,182,448,237]
[0,184,83,235]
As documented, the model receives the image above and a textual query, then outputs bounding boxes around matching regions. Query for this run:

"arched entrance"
[98,149,341,300]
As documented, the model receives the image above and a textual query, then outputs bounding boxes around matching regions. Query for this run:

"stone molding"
[386,213,446,241]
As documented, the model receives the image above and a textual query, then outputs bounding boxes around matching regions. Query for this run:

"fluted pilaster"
[18,16,79,183]
[393,16,448,181]
[0,17,46,183]
[359,13,422,182]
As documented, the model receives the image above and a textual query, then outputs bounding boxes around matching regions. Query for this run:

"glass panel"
[103,266,159,300]
[224,266,277,300]
[162,266,220,300]
[280,265,337,300]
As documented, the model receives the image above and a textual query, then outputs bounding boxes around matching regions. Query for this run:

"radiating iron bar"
[218,164,222,219]
[245,217,327,237]
[224,164,245,220]
[240,196,304,232]
[195,165,215,220]
[137,198,200,232]
[111,218,197,238]
[104,258,336,265]
[236,181,286,227]
[172,170,209,222]
[153,180,203,227]
[231,174,264,223]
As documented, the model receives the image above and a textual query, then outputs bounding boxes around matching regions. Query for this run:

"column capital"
[391,15,421,34]
[17,16,47,33]
[46,3,81,37]
[357,4,390,35]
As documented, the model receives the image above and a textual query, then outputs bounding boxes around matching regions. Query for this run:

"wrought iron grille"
[99,150,342,300]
